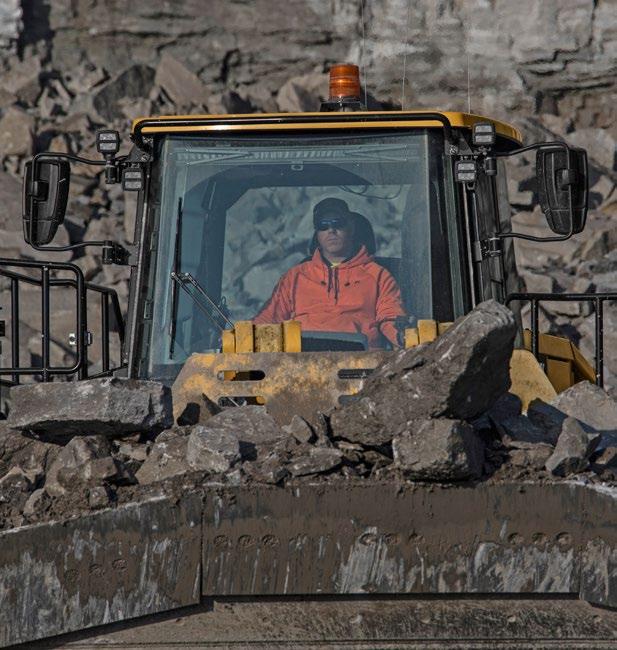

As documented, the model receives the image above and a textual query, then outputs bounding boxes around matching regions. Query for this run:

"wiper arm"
[168,197,183,358]
[171,271,234,331]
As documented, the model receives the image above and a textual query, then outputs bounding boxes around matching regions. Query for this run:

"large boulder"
[330,301,516,445]
[8,378,173,438]
[392,419,484,481]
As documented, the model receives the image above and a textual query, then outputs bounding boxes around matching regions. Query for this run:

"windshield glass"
[140,129,466,381]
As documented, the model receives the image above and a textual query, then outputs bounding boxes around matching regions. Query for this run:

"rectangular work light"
[122,167,144,191]
[96,130,120,155]
[472,122,496,147]
[455,160,477,183]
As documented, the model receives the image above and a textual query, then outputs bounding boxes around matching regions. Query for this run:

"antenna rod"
[401,0,412,110]
[467,52,471,113]
[360,0,368,108]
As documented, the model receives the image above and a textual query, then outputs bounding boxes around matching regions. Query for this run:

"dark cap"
[313,197,353,227]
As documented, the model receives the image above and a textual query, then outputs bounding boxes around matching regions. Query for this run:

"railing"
[0,258,125,383]
[506,291,617,388]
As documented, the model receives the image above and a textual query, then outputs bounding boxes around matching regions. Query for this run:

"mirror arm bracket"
[102,241,137,266]
[30,240,137,266]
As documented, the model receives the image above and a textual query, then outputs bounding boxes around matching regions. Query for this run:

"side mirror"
[22,158,70,246]
[536,145,588,236]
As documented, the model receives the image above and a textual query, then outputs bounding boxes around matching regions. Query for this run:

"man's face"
[316,215,355,259]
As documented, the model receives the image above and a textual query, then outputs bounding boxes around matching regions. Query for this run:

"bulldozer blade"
[202,481,598,597]
[4,481,617,648]
[0,495,201,648]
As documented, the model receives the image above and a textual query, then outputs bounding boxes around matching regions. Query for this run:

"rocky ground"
[0,1,615,386]
[1,300,616,531]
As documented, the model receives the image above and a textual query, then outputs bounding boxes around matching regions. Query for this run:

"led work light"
[455,160,477,183]
[122,167,144,191]
[96,130,120,156]
[472,122,496,147]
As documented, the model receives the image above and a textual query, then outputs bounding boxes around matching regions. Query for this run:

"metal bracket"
[102,241,138,266]
[69,331,93,347]
[473,238,502,262]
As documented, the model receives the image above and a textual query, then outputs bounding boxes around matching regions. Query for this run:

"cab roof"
[131,110,523,148]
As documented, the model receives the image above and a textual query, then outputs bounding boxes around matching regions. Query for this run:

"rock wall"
[0,0,616,385]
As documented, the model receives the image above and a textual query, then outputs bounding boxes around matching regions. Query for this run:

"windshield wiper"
[168,197,183,358]
[171,271,234,332]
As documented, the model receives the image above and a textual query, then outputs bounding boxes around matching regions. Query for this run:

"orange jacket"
[254,246,405,348]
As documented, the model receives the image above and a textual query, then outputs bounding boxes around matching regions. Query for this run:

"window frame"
[131,128,472,382]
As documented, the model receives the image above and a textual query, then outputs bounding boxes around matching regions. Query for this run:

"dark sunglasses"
[316,216,350,231]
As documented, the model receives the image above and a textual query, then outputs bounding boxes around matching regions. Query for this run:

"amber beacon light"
[329,64,361,100]
[320,63,364,112]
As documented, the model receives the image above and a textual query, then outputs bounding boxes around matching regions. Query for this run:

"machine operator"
[254,197,405,349]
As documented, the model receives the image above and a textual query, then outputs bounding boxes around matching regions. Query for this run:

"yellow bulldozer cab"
[128,109,595,417]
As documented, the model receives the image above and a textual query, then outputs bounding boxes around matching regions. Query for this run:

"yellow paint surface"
[417,320,438,344]
[509,349,557,411]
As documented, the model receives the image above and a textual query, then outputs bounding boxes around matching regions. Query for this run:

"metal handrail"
[0,257,126,382]
[506,291,617,387]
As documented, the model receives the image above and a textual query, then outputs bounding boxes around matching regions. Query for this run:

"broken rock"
[0,466,36,496]
[545,417,601,477]
[176,393,221,426]
[392,419,484,481]
[155,53,209,108]
[496,415,556,449]
[551,381,617,445]
[591,447,617,479]
[0,107,34,158]
[330,301,516,445]
[22,488,49,517]
[186,425,241,473]
[283,415,316,445]
[0,427,59,478]
[197,406,285,460]
[135,430,189,485]
[8,377,173,438]
[44,435,112,497]
[93,64,156,121]
[88,485,112,510]
[288,447,343,477]
[473,392,522,432]
[244,452,289,484]
[527,399,566,439]
[276,71,327,112]
[509,445,553,470]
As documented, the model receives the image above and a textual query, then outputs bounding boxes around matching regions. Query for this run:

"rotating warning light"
[472,122,496,147]
[329,63,361,101]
